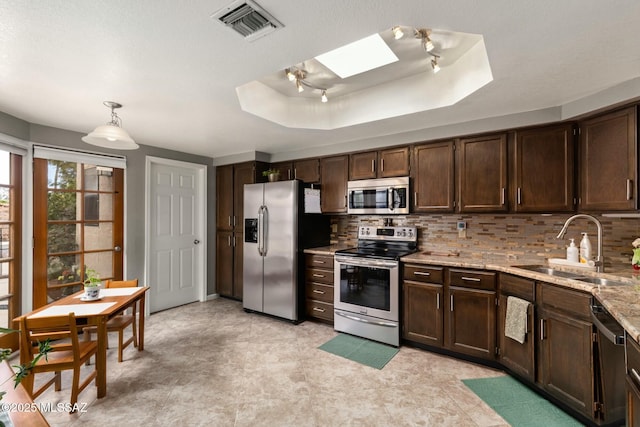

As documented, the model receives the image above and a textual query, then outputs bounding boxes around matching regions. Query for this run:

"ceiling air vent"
[212,0,283,42]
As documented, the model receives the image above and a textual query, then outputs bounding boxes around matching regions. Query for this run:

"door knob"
[114,246,122,252]
[194,239,200,245]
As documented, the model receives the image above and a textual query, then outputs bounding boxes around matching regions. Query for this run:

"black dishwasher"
[591,298,625,424]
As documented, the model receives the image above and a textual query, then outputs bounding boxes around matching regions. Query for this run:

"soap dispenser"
[579,232,592,263]
[566,238,579,263]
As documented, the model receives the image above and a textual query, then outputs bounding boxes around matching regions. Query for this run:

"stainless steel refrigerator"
[243,180,329,322]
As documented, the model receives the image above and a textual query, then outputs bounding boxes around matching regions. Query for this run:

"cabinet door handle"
[313,307,325,313]
[414,271,431,277]
[627,179,633,200]
[461,276,481,282]
[381,159,384,172]
[233,216,236,227]
[312,289,325,294]
[450,295,454,311]
[436,293,440,310]
[501,187,506,205]
[632,368,640,387]
[540,319,545,341]
[371,159,375,173]
[228,216,232,227]
[294,168,297,180]
[414,192,417,207]
[228,235,231,247]
[313,260,326,264]
[312,273,325,278]
[517,187,522,205]
[232,236,236,247]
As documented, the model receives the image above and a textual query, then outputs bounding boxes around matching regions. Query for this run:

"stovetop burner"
[335,225,418,261]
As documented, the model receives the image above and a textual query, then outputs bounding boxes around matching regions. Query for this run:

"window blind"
[33,145,127,169]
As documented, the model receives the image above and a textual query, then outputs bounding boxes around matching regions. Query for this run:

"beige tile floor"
[30,298,512,426]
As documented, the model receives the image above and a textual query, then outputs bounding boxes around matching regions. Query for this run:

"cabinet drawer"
[537,283,590,320]
[404,265,444,284]
[305,254,334,270]
[628,336,640,385]
[449,269,496,291]
[499,273,535,301]
[306,282,333,303]
[306,268,334,285]
[306,300,334,322]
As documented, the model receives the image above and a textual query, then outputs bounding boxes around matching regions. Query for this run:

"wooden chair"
[83,279,138,362]
[19,312,97,410]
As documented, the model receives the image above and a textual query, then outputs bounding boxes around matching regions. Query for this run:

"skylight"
[314,33,399,79]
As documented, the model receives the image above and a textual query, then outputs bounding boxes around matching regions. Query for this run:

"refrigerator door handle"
[257,206,264,256]
[257,205,268,257]
[261,205,268,256]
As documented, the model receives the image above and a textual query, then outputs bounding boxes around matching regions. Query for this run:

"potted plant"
[632,238,640,270]
[83,268,102,300]
[262,169,280,182]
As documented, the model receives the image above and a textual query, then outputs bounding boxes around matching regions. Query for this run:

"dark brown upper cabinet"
[349,147,410,180]
[513,124,575,212]
[412,141,455,212]
[457,133,508,212]
[320,155,349,213]
[270,158,320,183]
[579,106,637,211]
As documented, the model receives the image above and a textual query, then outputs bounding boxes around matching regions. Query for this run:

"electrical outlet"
[457,221,467,238]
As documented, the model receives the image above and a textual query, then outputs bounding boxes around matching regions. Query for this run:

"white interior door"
[147,157,206,312]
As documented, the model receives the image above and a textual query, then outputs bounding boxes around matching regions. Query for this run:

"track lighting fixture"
[431,56,440,73]
[283,66,329,103]
[392,26,404,40]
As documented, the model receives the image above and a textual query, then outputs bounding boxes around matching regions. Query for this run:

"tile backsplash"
[329,213,640,270]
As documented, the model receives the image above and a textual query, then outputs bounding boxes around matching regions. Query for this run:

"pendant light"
[82,101,139,150]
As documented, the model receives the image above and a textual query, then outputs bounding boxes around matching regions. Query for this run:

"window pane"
[84,251,112,282]
[47,160,78,189]
[0,187,8,214]
[47,223,81,254]
[47,191,78,220]
[47,284,83,303]
[0,151,8,185]
[0,224,9,258]
[47,254,81,287]
[84,222,113,251]
[0,261,8,295]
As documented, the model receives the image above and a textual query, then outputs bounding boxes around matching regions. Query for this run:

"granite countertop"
[304,245,640,343]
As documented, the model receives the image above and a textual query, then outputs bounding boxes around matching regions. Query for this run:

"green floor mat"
[318,333,399,369]
[462,376,583,427]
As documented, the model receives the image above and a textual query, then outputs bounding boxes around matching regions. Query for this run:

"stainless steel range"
[334,225,417,347]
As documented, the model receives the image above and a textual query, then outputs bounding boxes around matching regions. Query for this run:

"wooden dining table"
[16,286,149,399]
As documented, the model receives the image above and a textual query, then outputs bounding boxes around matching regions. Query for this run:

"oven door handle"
[335,310,397,328]
[334,256,397,269]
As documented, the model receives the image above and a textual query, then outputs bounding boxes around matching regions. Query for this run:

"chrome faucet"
[556,214,604,272]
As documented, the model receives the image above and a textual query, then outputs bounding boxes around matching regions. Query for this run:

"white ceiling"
[1,1,639,161]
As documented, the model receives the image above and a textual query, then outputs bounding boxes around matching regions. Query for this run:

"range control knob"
[407,229,414,237]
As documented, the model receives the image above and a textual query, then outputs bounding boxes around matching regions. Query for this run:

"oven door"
[333,255,399,321]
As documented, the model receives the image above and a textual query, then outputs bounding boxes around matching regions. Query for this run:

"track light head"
[392,26,404,40]
[321,90,328,103]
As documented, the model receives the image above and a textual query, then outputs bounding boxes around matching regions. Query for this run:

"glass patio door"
[0,151,22,350]
[33,156,124,308]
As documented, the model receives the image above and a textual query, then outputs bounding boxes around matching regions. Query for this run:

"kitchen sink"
[512,265,586,279]
[575,277,630,287]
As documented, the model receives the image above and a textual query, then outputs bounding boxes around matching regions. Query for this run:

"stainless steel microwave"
[347,177,410,215]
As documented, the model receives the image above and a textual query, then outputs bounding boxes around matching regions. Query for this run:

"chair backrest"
[105,279,138,289]
[20,313,80,361]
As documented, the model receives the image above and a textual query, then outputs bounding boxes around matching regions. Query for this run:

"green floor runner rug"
[462,376,583,426]
[318,333,398,370]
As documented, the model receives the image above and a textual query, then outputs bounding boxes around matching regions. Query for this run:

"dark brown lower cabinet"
[627,336,640,426]
[447,286,496,359]
[537,283,595,419]
[403,281,443,346]
[216,231,243,299]
[498,274,535,382]
[402,264,444,346]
